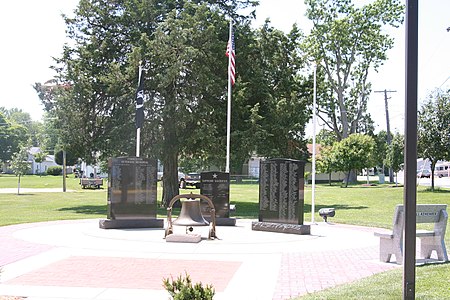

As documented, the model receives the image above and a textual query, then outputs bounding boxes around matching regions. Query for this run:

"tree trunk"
[161,149,180,207]
[430,160,437,191]
[17,175,21,195]
[343,169,357,187]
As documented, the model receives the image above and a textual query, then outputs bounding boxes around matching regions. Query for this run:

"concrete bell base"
[165,233,202,243]
[251,221,310,235]
[99,218,164,229]
[205,217,237,226]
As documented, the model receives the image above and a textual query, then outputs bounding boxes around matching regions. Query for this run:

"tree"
[305,0,404,141]
[331,133,376,187]
[316,145,335,185]
[418,89,450,191]
[34,150,47,176]
[10,145,31,195]
[237,22,311,161]
[35,0,257,206]
[315,128,338,147]
[0,111,28,164]
[384,132,404,186]
[372,130,389,169]
[55,150,78,166]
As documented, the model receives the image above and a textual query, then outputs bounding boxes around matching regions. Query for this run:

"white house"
[27,147,59,175]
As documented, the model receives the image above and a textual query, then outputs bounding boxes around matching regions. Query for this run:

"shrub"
[163,273,215,300]
[47,166,62,176]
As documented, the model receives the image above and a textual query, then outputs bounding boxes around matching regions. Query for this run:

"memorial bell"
[165,193,217,240]
[172,199,209,227]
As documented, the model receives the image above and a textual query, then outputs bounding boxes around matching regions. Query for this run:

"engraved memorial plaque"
[200,171,230,218]
[107,157,158,219]
[258,159,305,225]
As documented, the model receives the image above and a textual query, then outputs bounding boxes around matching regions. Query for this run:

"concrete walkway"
[0,219,400,300]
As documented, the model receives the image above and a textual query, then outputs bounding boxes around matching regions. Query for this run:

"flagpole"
[225,20,233,173]
[136,64,142,158]
[311,63,317,224]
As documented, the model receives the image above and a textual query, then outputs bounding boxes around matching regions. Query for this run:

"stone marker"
[252,158,310,235]
[99,156,163,229]
[200,171,236,226]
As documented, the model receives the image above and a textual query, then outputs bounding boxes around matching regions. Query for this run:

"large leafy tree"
[305,0,404,141]
[238,22,311,161]
[331,133,376,187]
[34,0,257,206]
[0,110,28,163]
[418,89,450,191]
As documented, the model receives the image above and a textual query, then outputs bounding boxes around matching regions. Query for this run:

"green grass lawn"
[1,174,449,299]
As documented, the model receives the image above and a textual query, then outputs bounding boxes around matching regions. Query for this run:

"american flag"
[226,26,235,86]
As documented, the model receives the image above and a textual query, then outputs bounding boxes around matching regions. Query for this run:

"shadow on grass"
[311,182,394,188]
[418,188,450,193]
[58,205,106,215]
[226,202,369,218]
[304,203,368,214]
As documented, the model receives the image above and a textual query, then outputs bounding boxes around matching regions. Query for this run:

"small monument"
[99,156,163,229]
[252,158,310,235]
[200,171,236,226]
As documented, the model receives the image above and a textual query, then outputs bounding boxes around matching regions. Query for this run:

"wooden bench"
[374,204,448,264]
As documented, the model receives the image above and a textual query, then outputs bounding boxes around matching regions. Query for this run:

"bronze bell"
[172,198,209,227]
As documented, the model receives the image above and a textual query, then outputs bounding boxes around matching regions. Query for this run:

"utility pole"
[375,89,397,183]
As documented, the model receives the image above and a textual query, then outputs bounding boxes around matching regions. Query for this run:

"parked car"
[157,171,186,187]
[417,169,431,178]
[184,173,201,189]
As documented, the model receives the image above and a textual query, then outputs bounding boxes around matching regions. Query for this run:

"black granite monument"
[99,156,163,229]
[252,158,310,234]
[200,171,236,226]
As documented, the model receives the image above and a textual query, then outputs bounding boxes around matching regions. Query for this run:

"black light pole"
[403,0,418,299]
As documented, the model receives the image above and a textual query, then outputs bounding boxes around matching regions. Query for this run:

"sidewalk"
[0,219,399,300]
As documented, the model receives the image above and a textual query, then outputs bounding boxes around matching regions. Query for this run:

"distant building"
[27,147,59,175]
[243,145,346,182]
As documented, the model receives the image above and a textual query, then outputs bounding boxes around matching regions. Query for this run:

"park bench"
[80,178,103,189]
[374,204,448,264]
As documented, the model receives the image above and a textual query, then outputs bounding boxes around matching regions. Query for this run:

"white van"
[434,162,450,178]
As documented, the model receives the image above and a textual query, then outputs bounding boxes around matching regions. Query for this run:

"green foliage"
[331,134,376,186]
[55,150,78,166]
[418,89,450,190]
[315,129,337,147]
[163,273,215,300]
[234,22,311,161]
[372,130,389,167]
[47,166,63,176]
[305,0,404,140]
[0,111,28,162]
[10,146,31,177]
[384,133,404,174]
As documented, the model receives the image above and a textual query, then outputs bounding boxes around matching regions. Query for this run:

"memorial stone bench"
[374,204,448,264]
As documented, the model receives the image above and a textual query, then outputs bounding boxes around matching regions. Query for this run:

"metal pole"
[62,150,67,192]
[311,63,317,224]
[383,89,395,183]
[136,65,143,158]
[374,89,397,183]
[403,0,418,299]
[225,20,233,173]
[136,127,141,157]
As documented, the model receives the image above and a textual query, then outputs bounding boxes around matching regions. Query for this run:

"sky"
[1,0,449,136]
